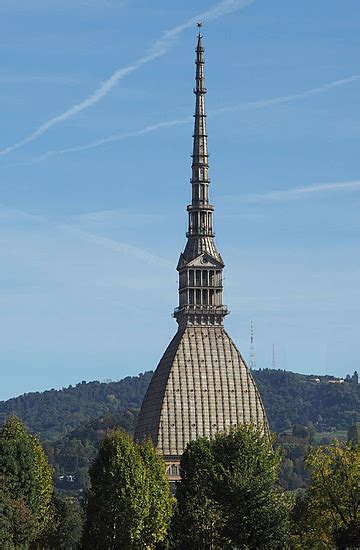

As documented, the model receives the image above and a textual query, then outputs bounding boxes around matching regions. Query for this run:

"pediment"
[182,252,224,269]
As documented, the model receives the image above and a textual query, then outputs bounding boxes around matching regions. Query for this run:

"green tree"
[44,495,84,549]
[0,483,14,549]
[138,440,173,548]
[0,416,53,548]
[172,437,223,549]
[292,424,309,439]
[173,425,289,549]
[347,422,360,445]
[292,441,360,549]
[82,430,172,549]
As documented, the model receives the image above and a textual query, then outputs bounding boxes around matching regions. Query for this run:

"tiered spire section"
[190,32,210,224]
[174,29,229,327]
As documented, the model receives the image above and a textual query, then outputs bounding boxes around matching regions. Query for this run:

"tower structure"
[135,28,268,482]
[249,321,256,370]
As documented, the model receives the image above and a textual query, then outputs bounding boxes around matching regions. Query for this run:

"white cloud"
[0,204,45,223]
[35,117,193,160]
[0,0,254,157]
[28,74,360,161]
[234,180,360,203]
[212,74,360,115]
[60,224,172,267]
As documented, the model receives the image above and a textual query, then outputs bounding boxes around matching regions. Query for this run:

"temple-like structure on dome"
[135,29,268,482]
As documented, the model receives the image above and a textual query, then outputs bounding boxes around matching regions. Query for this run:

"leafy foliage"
[46,495,84,549]
[0,369,358,498]
[347,421,360,445]
[139,440,174,548]
[254,369,360,432]
[82,430,172,549]
[276,429,312,491]
[173,425,290,549]
[1,370,358,444]
[1,369,359,443]
[0,372,152,442]
[45,410,138,493]
[291,441,360,549]
[0,416,54,548]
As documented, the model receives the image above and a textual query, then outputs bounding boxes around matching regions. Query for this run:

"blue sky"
[1,0,360,400]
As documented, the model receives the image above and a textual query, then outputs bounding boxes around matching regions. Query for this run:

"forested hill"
[0,372,152,442]
[0,369,359,441]
[254,369,359,432]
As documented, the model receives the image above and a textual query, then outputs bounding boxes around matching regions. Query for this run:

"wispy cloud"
[235,180,360,203]
[36,117,193,161]
[0,202,169,265]
[0,0,254,157]
[0,204,45,223]
[30,74,360,161]
[212,74,360,115]
[60,225,172,267]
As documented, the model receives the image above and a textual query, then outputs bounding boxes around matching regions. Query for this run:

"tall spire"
[135,25,270,480]
[174,27,228,327]
[191,26,209,204]
[186,25,215,245]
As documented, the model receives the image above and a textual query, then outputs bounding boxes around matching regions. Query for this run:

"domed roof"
[135,325,268,457]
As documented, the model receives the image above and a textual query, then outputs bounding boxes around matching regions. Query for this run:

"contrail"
[31,74,360,160]
[36,117,193,161]
[0,0,255,157]
[212,74,360,115]
[236,180,360,203]
[60,225,173,267]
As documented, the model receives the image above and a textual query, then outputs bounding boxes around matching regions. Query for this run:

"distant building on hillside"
[135,28,268,483]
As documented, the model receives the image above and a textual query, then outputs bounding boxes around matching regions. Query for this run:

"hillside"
[1,368,358,495]
[254,369,360,432]
[0,372,152,441]
[0,369,358,441]
[44,410,138,493]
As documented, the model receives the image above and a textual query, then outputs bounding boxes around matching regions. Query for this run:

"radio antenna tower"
[249,321,256,370]
[272,342,276,369]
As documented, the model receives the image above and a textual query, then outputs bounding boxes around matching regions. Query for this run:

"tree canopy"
[82,430,172,549]
[173,425,290,549]
[0,416,54,548]
[292,440,360,549]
